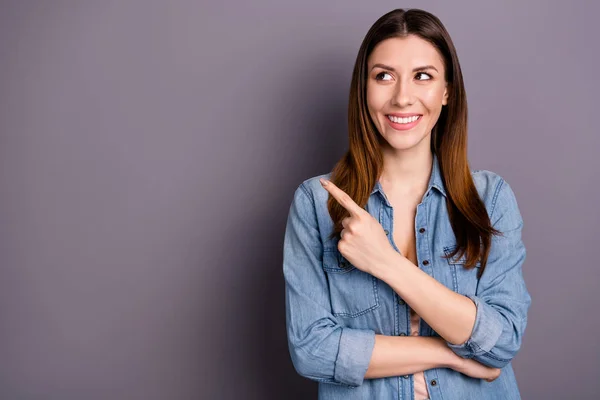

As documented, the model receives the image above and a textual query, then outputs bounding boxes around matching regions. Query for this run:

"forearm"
[373,252,477,346]
[364,335,457,379]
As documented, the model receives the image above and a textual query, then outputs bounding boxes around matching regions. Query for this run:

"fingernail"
[320,178,328,186]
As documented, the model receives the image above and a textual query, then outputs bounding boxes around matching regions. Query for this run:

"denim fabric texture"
[282,153,531,400]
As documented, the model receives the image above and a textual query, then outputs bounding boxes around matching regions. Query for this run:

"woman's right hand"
[435,337,502,382]
[451,356,502,382]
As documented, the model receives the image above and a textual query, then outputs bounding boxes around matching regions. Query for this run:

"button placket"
[415,203,432,276]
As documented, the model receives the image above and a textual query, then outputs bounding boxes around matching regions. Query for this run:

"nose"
[392,80,414,107]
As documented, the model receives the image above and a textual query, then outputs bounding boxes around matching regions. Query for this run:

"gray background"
[0,0,597,399]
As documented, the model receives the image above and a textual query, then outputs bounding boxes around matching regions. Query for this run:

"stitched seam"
[300,182,314,204]
[443,246,481,267]
[302,374,357,388]
[481,351,511,363]
[490,178,505,221]
[331,300,380,318]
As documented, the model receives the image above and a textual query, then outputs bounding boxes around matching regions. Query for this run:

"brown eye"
[375,72,392,81]
[416,72,432,81]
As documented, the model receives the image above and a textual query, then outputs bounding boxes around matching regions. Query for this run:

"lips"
[385,114,422,131]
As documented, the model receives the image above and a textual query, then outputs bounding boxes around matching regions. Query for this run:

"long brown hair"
[327,8,501,280]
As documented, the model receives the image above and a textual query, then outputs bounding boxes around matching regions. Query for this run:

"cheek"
[366,91,382,122]
[366,85,386,110]
[421,86,446,108]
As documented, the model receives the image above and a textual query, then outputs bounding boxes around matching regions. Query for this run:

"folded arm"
[372,179,531,369]
[364,335,456,379]
[285,184,464,387]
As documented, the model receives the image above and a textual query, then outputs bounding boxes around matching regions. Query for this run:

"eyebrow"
[370,63,439,73]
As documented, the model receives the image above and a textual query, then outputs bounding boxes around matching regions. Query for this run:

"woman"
[282,8,531,400]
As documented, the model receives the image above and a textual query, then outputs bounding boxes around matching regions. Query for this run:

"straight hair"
[327,8,502,279]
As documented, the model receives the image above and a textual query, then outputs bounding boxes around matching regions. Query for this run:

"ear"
[442,83,451,106]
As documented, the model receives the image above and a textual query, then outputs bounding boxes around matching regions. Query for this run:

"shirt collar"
[371,153,447,199]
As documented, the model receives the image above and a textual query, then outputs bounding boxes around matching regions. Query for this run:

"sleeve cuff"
[333,327,376,387]
[447,295,503,357]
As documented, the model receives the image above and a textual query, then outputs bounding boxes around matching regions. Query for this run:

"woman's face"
[366,35,449,153]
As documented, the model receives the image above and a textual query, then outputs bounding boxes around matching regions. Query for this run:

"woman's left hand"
[320,178,397,276]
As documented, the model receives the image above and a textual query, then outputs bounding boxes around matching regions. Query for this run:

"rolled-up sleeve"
[283,183,375,387]
[446,179,532,368]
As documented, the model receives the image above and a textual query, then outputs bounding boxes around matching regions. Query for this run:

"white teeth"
[387,115,420,124]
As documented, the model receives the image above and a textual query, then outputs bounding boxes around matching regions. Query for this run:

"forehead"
[368,35,445,70]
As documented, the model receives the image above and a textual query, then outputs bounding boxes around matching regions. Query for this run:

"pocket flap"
[443,245,481,267]
[322,251,356,273]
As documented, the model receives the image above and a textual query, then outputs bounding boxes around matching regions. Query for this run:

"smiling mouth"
[386,115,422,124]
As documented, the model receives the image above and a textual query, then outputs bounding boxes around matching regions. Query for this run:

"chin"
[380,132,429,151]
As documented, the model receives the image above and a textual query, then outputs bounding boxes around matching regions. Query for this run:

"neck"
[379,147,433,197]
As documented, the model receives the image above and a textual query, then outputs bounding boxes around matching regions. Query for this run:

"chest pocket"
[322,250,380,318]
[443,244,481,297]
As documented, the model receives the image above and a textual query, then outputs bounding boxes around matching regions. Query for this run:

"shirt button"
[403,375,409,379]
[431,379,438,386]
[422,260,430,266]
[384,229,389,235]
[419,227,426,233]
[399,332,406,336]
[397,297,405,305]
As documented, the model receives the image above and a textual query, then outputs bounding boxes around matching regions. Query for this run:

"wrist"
[434,337,462,369]
[372,248,401,280]
[443,347,463,370]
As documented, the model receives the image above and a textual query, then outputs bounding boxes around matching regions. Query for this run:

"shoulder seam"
[489,178,506,220]
[299,182,316,206]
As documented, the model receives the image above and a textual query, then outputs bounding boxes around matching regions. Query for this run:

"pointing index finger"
[320,178,364,216]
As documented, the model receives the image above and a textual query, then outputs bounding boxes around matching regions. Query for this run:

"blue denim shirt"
[282,154,531,400]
